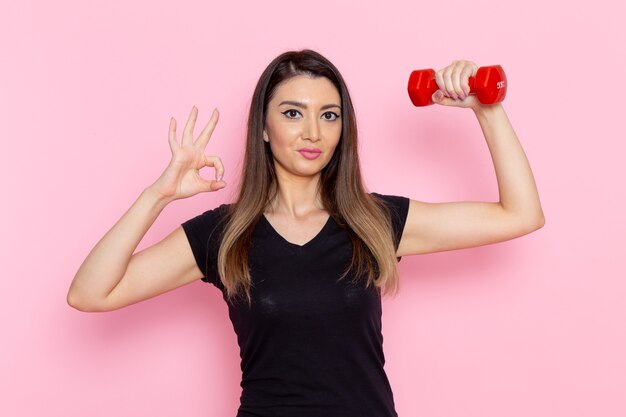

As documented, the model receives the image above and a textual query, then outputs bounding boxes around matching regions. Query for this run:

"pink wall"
[2,0,624,416]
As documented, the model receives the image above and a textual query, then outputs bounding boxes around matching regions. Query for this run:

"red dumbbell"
[407,65,507,106]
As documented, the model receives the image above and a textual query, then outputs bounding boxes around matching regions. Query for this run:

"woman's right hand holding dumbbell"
[149,106,226,203]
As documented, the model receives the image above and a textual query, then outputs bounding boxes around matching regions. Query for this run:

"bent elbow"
[507,212,545,239]
[536,214,546,229]
[66,289,107,312]
[532,209,546,230]
[523,212,545,234]
[66,290,89,312]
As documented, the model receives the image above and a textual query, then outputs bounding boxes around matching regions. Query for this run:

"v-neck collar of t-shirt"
[260,214,334,250]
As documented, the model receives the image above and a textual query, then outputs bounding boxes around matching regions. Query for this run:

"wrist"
[142,185,176,208]
[472,102,504,119]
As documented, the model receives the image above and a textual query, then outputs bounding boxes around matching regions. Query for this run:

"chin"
[283,164,325,179]
[274,156,330,179]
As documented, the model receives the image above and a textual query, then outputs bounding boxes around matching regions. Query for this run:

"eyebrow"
[278,100,341,111]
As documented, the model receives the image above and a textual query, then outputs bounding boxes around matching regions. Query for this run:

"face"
[263,75,342,180]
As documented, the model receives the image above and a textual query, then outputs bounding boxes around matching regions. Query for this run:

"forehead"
[270,75,340,104]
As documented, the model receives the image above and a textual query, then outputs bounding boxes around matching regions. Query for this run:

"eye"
[282,109,301,119]
[281,109,340,121]
[323,112,340,121]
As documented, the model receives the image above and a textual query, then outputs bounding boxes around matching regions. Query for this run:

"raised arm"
[67,106,226,312]
[397,60,545,257]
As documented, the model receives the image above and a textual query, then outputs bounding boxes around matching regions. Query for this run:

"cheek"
[268,132,291,151]
[328,125,342,148]
[329,122,342,139]
[267,123,299,144]
[327,143,340,160]
[267,133,293,161]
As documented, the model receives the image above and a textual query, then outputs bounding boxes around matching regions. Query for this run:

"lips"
[298,148,322,160]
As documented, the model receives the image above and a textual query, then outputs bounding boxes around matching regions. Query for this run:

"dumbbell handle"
[407,65,507,106]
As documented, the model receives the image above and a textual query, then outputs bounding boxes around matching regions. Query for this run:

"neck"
[269,169,324,217]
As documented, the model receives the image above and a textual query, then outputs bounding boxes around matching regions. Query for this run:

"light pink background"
[2,0,624,416]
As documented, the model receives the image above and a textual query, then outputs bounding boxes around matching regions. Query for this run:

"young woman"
[68,49,544,417]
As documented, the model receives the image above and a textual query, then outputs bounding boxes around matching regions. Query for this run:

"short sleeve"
[370,193,410,261]
[181,204,231,287]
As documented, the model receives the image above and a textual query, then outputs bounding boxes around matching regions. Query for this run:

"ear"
[263,130,269,142]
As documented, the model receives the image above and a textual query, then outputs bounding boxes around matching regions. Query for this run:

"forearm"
[67,186,172,306]
[473,103,544,225]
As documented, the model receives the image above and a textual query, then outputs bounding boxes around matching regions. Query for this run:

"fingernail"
[217,174,223,182]
[435,90,443,99]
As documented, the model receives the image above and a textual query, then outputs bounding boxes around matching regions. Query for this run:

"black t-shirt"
[181,193,410,417]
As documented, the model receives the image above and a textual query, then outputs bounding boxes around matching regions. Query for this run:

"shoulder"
[181,203,233,235]
[193,203,232,220]
[370,193,411,231]
[369,192,411,244]
[370,192,410,214]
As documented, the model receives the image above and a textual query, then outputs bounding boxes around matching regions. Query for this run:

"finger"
[196,108,219,149]
[442,63,457,99]
[459,66,473,97]
[196,176,226,193]
[208,179,227,192]
[182,106,198,147]
[433,67,447,104]
[435,69,446,94]
[431,89,453,106]
[204,155,225,181]
[168,117,179,153]
[467,62,479,96]
[451,60,467,98]
[434,69,453,104]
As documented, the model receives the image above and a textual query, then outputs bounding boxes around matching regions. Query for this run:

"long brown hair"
[217,49,400,306]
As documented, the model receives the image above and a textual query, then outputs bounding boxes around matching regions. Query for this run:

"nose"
[304,117,321,142]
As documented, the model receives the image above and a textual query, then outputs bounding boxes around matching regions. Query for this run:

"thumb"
[193,173,220,193]
[432,89,446,104]
[207,178,227,192]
